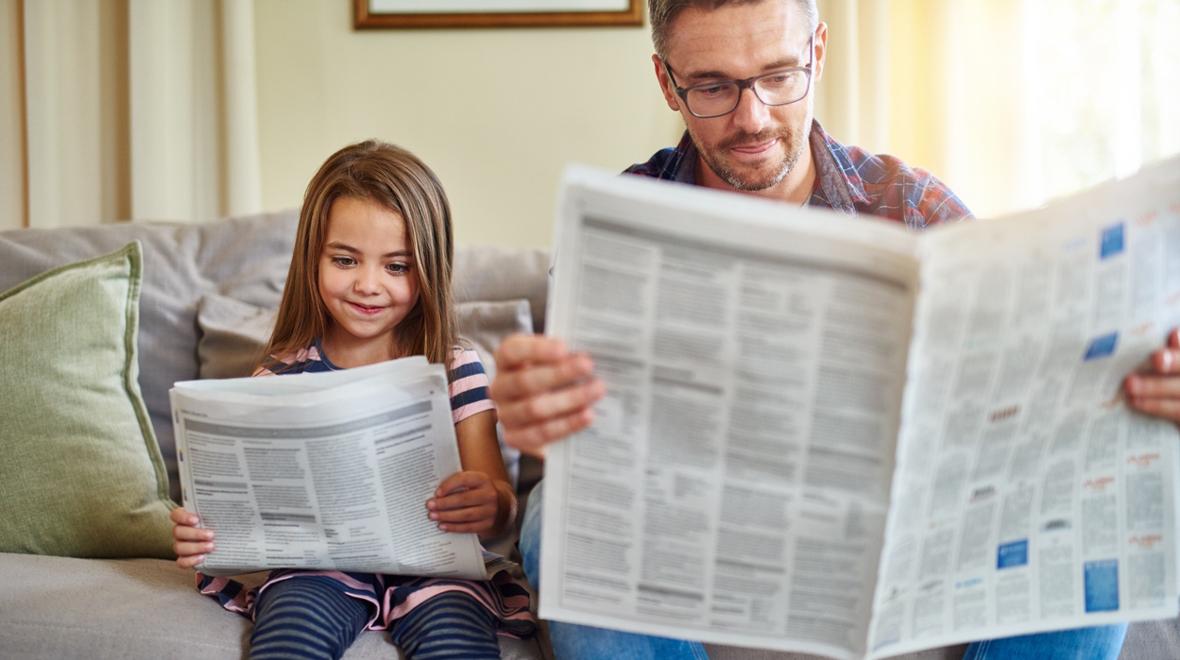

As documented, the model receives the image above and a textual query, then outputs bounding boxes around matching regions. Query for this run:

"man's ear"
[652,53,681,111]
[813,22,829,82]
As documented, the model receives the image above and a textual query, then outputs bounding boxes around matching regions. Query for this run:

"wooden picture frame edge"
[353,0,645,29]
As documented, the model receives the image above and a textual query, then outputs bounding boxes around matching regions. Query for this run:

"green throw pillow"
[0,241,175,558]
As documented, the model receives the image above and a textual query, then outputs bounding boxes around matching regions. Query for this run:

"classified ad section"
[541,168,922,659]
[871,157,1180,657]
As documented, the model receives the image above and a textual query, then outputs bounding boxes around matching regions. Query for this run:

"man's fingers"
[1126,374,1180,398]
[498,377,605,430]
[490,353,595,404]
[1150,349,1180,374]
[1128,395,1180,424]
[502,406,597,455]
[493,334,568,371]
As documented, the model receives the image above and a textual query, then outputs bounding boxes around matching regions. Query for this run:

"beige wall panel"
[254,0,681,248]
[0,0,25,230]
[24,0,129,228]
[130,0,203,222]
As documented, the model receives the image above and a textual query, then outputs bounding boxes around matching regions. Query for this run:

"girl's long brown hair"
[263,140,457,368]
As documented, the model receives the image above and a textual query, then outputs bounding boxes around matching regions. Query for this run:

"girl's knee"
[390,591,500,659]
[250,578,369,660]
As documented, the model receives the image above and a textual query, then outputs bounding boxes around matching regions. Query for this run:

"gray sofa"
[1,212,1177,659]
[0,211,550,659]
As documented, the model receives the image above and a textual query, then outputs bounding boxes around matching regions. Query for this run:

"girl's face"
[318,196,420,361]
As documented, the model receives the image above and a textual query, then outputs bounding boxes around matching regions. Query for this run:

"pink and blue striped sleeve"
[447,348,494,425]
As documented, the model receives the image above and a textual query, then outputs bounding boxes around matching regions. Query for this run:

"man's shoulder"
[819,133,973,229]
[623,133,697,183]
[624,147,679,179]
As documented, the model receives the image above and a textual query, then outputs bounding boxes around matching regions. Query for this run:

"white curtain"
[2,0,261,230]
[815,0,1180,218]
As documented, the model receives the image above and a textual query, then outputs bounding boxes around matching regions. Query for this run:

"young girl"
[171,140,533,660]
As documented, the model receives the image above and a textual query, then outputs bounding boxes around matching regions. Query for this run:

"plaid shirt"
[625,120,972,230]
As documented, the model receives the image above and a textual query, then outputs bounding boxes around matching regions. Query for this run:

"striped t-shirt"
[255,340,495,425]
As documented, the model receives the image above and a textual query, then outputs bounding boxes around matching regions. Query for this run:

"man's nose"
[730,86,771,133]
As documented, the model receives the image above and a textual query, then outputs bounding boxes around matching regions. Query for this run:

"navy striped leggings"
[248,576,501,659]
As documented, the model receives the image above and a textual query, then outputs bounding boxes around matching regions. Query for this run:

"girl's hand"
[170,507,214,569]
[426,471,508,538]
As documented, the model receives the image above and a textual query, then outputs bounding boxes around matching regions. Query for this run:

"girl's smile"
[347,301,388,315]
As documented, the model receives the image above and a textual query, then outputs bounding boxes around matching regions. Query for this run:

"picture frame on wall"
[353,0,645,29]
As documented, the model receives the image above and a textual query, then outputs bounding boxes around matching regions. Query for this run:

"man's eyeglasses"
[663,35,814,119]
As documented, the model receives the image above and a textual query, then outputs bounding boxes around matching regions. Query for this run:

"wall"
[0,0,246,230]
[0,0,25,230]
[253,0,681,248]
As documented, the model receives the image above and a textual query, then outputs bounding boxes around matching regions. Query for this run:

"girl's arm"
[427,409,516,540]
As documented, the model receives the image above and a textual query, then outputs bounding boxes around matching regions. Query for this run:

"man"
[491,1,1169,657]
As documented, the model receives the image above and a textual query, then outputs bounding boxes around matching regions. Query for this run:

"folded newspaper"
[170,357,488,580]
[540,157,1180,659]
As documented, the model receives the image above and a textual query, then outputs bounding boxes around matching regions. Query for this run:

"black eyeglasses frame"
[662,34,816,119]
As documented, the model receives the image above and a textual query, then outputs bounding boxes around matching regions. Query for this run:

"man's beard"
[694,124,806,192]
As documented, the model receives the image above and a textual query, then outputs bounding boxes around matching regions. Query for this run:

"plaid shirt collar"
[626,119,972,229]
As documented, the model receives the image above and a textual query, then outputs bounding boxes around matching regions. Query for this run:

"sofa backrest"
[0,212,549,501]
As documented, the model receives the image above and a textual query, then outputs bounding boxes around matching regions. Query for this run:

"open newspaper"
[539,157,1180,659]
[170,357,487,580]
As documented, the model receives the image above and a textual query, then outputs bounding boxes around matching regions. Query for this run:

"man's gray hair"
[649,0,819,59]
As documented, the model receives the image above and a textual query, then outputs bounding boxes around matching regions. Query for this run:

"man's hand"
[489,334,606,457]
[1125,328,1180,424]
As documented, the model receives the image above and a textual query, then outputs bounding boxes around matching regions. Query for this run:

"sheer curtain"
[814,0,1180,218]
[1,0,261,230]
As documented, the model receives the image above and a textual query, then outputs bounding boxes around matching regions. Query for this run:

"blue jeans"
[521,480,708,659]
[522,480,1127,660]
[963,624,1126,659]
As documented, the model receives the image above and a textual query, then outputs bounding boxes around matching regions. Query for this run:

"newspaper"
[539,157,1180,659]
[170,357,488,580]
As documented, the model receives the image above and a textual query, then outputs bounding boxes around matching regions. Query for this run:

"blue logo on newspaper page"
[1100,223,1125,259]
[997,539,1029,569]
[1084,333,1118,361]
[1084,559,1120,612]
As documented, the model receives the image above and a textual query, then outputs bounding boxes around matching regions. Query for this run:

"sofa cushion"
[453,245,550,333]
[0,211,301,503]
[195,293,277,379]
[454,298,535,382]
[0,242,175,558]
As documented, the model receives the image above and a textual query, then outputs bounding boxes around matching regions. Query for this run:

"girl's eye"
[331,256,356,267]
[386,263,410,274]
